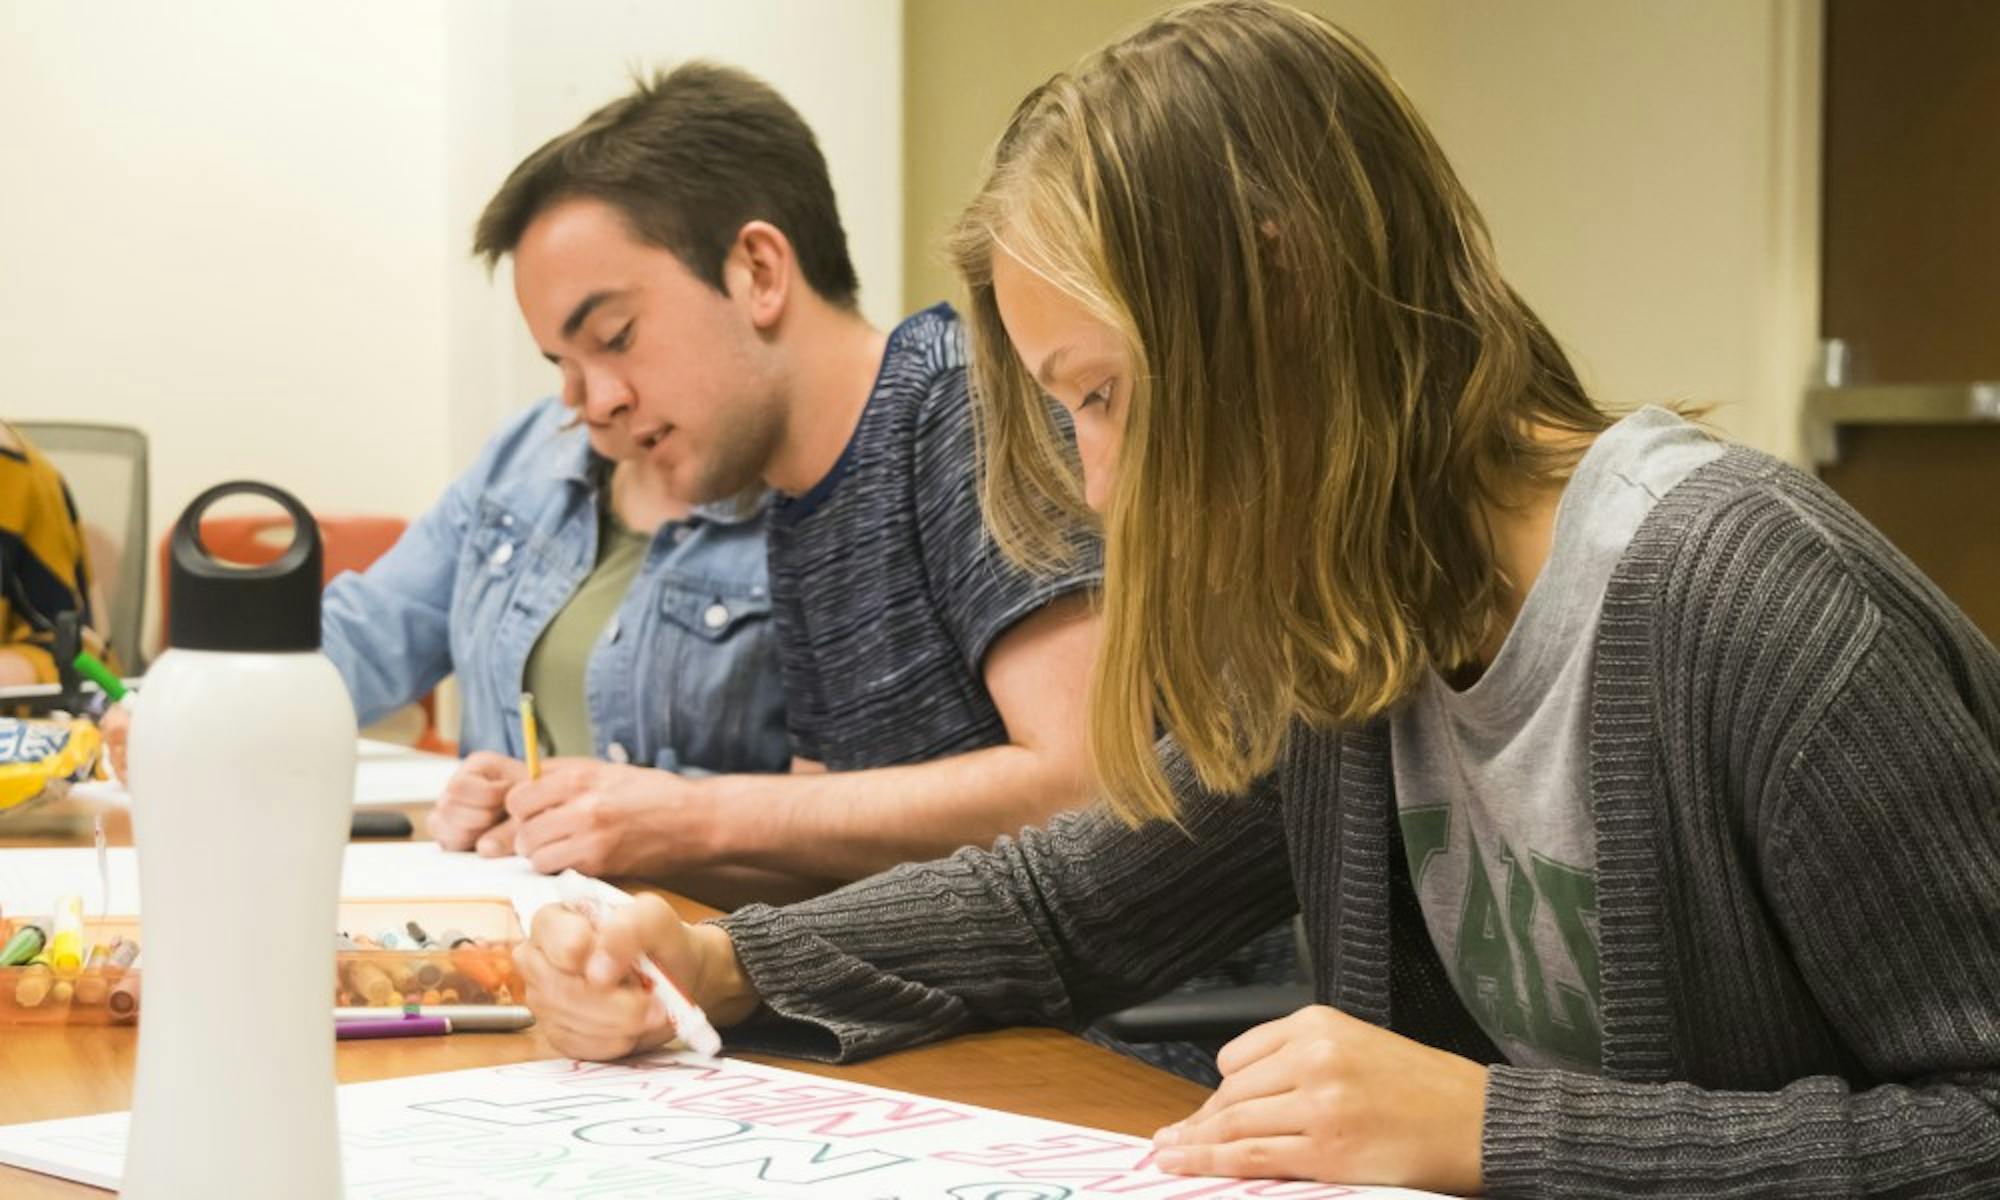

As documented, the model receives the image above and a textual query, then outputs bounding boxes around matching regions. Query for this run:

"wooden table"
[0,796,1210,1197]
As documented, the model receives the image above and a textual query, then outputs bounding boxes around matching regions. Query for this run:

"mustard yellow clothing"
[0,423,100,682]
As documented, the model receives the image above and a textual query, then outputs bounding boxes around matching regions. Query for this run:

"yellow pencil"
[519,692,541,780]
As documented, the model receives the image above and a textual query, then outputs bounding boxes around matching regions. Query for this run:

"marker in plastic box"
[0,922,47,967]
[15,953,54,1007]
[108,956,142,1018]
[49,895,85,977]
[103,937,139,981]
[74,945,111,1006]
[334,1004,534,1032]
[336,1015,450,1041]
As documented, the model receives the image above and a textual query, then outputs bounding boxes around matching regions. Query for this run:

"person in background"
[318,393,792,856]
[105,62,1104,921]
[513,3,2000,1194]
[0,420,108,685]
[459,62,1103,908]
[100,391,791,875]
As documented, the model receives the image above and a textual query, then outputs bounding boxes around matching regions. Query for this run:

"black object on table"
[350,810,414,839]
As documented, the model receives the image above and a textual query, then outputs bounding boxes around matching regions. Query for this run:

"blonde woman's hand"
[1152,1005,1487,1196]
[514,892,759,1061]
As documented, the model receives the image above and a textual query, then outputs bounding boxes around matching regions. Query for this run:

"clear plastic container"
[0,897,525,1025]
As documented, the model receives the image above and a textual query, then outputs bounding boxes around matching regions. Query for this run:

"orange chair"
[156,514,452,752]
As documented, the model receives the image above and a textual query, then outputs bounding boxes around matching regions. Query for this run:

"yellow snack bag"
[0,717,102,813]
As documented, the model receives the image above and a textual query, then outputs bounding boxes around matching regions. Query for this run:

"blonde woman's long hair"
[950,0,1610,823]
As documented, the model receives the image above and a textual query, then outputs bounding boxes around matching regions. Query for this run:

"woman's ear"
[725,220,795,332]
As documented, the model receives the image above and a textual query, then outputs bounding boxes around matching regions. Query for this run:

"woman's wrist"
[690,921,761,1027]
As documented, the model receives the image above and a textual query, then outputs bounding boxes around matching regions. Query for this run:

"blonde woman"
[515,2,2000,1193]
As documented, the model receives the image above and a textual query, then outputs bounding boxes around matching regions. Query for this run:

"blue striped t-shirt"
[769,304,1103,770]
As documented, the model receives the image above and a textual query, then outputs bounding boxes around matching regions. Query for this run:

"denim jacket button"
[606,742,630,764]
[606,617,622,643]
[490,541,514,567]
[702,603,729,630]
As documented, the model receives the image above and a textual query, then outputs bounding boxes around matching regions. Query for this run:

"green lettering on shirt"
[1399,807,1602,1067]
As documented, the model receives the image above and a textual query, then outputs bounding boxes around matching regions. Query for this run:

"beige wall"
[3,0,902,660]
[904,0,1822,460]
[2,1,461,659]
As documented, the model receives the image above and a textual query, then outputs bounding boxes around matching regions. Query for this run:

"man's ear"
[724,220,794,332]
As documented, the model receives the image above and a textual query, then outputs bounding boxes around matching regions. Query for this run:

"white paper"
[356,738,423,759]
[0,842,600,930]
[329,842,607,925]
[349,756,463,806]
[69,739,461,810]
[0,1051,1447,1198]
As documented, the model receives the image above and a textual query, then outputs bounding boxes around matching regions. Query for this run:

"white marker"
[555,870,722,1058]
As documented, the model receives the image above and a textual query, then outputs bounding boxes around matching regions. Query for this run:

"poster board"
[0,1051,1447,1198]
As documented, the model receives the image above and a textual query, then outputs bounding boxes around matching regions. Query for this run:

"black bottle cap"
[166,481,322,653]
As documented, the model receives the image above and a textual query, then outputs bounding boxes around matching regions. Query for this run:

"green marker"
[0,922,48,967]
[71,651,127,701]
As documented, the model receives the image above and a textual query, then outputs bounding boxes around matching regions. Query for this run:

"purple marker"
[334,1015,451,1041]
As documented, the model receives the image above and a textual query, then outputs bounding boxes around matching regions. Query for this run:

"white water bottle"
[125,482,354,1198]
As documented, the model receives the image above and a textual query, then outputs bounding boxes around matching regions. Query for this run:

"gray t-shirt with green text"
[1391,406,1722,1070]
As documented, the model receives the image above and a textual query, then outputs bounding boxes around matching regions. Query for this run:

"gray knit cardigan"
[717,448,2000,1197]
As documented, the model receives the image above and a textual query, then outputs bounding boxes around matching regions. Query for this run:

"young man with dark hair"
[453,63,1104,907]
